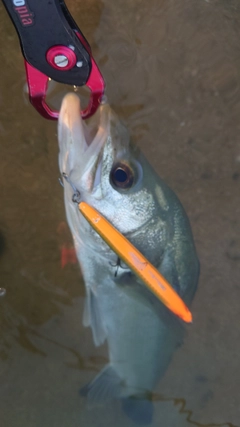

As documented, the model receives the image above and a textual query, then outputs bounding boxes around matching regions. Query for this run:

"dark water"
[0,0,240,426]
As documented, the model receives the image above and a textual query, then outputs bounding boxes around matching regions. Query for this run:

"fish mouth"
[58,93,110,192]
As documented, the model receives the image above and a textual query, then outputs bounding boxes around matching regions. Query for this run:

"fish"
[58,93,199,424]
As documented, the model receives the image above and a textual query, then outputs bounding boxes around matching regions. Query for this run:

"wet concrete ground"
[0,0,240,426]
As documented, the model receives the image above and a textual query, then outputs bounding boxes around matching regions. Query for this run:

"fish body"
[58,94,199,420]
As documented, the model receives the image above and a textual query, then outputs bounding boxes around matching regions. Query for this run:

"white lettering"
[13,0,25,6]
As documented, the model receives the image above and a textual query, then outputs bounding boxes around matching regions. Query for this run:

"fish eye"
[110,162,134,190]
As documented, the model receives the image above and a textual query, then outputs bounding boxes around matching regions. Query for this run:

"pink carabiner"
[81,58,105,119]
[75,32,105,119]
[24,38,105,120]
[25,61,59,120]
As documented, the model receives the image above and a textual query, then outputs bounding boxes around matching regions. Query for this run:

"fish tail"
[80,364,122,401]
[121,395,153,425]
[80,365,153,425]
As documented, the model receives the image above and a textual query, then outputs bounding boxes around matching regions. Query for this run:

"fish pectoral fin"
[83,287,107,347]
[80,365,122,402]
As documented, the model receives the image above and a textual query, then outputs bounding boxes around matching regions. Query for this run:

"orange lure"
[79,202,192,324]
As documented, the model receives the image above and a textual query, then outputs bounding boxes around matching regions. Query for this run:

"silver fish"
[58,93,199,423]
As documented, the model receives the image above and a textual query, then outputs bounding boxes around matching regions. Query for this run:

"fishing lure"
[79,202,192,324]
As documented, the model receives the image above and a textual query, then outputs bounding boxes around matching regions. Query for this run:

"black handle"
[1,0,91,86]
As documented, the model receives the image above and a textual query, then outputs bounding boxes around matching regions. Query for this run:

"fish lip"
[58,93,110,193]
[79,109,109,193]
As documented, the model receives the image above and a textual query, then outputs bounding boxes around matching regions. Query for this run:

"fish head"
[58,93,161,241]
[58,93,199,303]
[59,94,199,315]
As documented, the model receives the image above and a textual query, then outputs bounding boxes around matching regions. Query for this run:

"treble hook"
[62,172,82,203]
[110,257,129,277]
[58,177,64,187]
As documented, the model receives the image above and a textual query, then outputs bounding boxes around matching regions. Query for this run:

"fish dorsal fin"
[83,287,107,347]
